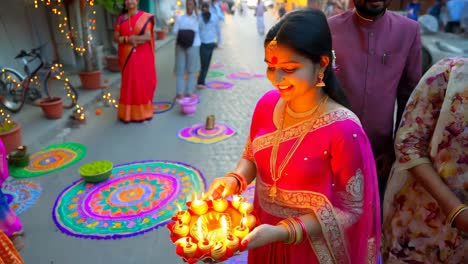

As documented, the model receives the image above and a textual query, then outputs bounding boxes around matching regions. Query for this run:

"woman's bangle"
[446,204,468,226]
[450,206,468,228]
[225,172,248,194]
[277,218,303,245]
[293,217,308,242]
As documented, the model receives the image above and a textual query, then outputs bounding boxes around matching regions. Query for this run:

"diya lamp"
[173,220,190,237]
[231,195,244,210]
[233,220,249,240]
[182,237,197,258]
[210,241,227,260]
[212,198,229,213]
[174,210,191,225]
[197,238,213,255]
[242,214,257,230]
[225,233,239,252]
[190,195,209,215]
[238,201,254,215]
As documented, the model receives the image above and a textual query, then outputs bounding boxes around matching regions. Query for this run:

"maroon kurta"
[328,11,422,159]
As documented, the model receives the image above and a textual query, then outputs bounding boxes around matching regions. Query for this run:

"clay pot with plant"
[96,0,124,72]
[38,96,64,119]
[0,109,22,153]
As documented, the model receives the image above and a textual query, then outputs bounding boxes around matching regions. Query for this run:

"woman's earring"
[316,72,325,87]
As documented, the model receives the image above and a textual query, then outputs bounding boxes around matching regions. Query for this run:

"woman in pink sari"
[207,9,380,263]
[114,0,157,123]
[0,139,24,251]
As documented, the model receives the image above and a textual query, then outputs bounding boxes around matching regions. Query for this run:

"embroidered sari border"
[256,180,351,264]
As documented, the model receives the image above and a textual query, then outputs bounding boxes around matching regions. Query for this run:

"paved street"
[19,10,278,264]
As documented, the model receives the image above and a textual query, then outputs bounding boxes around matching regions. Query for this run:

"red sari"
[242,90,381,263]
[115,11,157,122]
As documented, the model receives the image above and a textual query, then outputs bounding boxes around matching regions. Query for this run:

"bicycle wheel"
[0,68,25,112]
[46,76,78,109]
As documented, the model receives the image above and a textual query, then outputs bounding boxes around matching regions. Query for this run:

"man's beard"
[202,12,211,23]
[355,2,388,18]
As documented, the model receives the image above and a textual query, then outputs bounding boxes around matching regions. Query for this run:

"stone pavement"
[17,10,278,264]
[12,35,175,153]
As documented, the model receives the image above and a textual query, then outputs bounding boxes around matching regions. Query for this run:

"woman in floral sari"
[114,0,157,123]
[206,9,381,263]
[382,58,468,263]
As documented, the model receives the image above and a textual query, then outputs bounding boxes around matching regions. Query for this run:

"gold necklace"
[355,10,374,22]
[286,103,321,119]
[269,96,329,199]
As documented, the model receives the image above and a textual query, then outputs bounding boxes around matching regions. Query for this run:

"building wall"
[0,0,54,72]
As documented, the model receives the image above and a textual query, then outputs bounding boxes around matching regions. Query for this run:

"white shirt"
[172,13,201,47]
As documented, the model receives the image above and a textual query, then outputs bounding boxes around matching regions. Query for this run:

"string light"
[101,91,119,108]
[0,108,14,132]
[71,104,86,122]
[34,0,97,55]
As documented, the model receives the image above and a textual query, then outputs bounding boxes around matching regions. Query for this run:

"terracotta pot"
[0,122,22,154]
[38,97,63,119]
[156,30,166,40]
[105,55,120,72]
[79,70,102,89]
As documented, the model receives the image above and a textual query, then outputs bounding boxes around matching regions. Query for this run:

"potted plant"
[38,96,64,119]
[74,0,103,89]
[96,0,124,72]
[0,108,22,154]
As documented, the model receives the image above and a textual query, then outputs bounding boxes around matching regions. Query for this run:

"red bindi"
[271,56,278,65]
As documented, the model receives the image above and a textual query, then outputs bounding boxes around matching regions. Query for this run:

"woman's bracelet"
[446,204,468,226]
[277,218,304,245]
[449,205,468,228]
[225,172,248,194]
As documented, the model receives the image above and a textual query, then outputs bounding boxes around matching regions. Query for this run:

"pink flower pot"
[178,97,198,116]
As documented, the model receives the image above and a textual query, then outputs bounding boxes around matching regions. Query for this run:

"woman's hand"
[241,224,288,250]
[205,177,238,200]
[127,35,138,47]
[454,209,468,233]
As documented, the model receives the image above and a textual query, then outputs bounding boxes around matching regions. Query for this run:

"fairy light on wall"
[34,0,97,55]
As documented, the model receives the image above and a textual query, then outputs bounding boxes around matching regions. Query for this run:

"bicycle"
[0,45,78,113]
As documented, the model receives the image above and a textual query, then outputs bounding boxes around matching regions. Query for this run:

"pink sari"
[115,11,157,122]
[242,90,381,263]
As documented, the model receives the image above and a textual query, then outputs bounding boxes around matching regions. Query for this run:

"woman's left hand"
[128,35,137,46]
[240,224,287,250]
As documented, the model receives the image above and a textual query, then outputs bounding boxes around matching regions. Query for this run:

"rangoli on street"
[177,123,236,144]
[206,80,235,90]
[206,71,225,79]
[227,72,265,80]
[9,142,86,178]
[2,180,42,215]
[152,101,173,114]
[53,160,205,239]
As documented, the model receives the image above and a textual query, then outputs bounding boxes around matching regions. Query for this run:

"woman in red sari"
[207,9,381,263]
[114,0,157,123]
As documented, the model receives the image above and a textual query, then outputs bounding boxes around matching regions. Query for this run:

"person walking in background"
[206,9,381,263]
[113,0,157,123]
[173,0,201,101]
[406,0,421,21]
[277,0,286,19]
[197,2,220,89]
[254,0,266,35]
[382,57,468,263]
[445,0,468,33]
[210,0,224,47]
[328,0,422,204]
[0,140,24,253]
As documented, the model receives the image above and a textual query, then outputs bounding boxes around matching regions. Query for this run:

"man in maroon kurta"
[328,0,422,200]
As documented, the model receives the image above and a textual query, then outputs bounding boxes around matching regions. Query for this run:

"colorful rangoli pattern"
[177,123,236,144]
[206,71,225,79]
[227,72,265,80]
[209,63,224,69]
[152,101,173,114]
[53,160,205,239]
[2,180,42,215]
[206,81,235,90]
[9,142,86,178]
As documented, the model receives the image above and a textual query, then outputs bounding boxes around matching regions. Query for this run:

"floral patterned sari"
[382,58,468,263]
[242,90,381,263]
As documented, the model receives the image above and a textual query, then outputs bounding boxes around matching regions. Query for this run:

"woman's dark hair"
[265,8,349,108]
